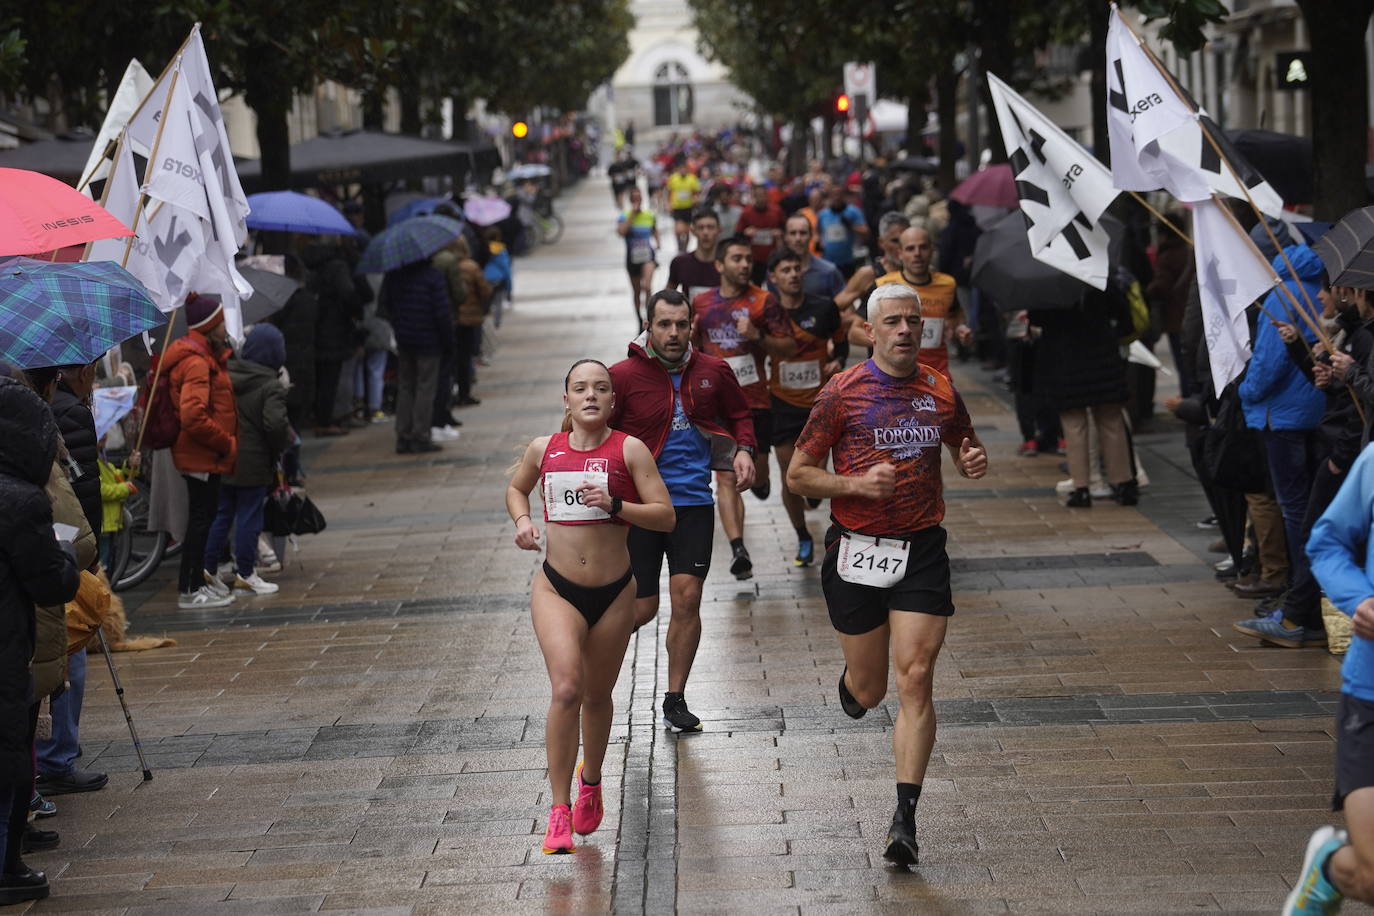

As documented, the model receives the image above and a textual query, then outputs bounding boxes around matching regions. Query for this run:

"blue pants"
[1264,429,1318,590]
[203,484,268,579]
[353,349,388,413]
[37,648,85,777]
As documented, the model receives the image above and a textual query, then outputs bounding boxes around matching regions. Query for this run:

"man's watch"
[609,496,623,516]
[735,445,755,457]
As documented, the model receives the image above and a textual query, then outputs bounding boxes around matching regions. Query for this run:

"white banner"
[79,59,153,197]
[87,133,169,309]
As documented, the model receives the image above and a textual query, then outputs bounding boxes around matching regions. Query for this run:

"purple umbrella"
[464,197,513,227]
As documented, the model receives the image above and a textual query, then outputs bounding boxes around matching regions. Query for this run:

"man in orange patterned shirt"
[787,283,986,867]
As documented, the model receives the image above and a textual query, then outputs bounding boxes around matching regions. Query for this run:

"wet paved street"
[13,178,1370,914]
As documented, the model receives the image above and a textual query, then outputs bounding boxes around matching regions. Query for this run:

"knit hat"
[240,323,286,370]
[185,294,224,331]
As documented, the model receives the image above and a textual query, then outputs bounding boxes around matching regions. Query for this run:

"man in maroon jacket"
[609,289,756,732]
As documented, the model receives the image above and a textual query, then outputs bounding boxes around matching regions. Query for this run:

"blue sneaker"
[795,538,814,567]
[1283,825,1346,915]
[1232,609,1327,649]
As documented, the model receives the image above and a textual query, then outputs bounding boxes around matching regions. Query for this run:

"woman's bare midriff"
[543,523,632,587]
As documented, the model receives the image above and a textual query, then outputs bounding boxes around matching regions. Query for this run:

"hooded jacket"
[432,248,491,328]
[34,460,97,700]
[0,377,80,778]
[608,333,756,471]
[225,325,292,488]
[1288,307,1374,473]
[383,260,453,353]
[1239,244,1325,432]
[164,328,239,475]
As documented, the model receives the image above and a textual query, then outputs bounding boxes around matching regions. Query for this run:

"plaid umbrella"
[0,257,163,368]
[1313,207,1374,289]
[356,215,464,274]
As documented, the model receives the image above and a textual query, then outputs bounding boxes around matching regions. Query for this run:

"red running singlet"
[539,430,641,526]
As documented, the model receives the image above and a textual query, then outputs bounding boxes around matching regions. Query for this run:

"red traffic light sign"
[836,94,851,114]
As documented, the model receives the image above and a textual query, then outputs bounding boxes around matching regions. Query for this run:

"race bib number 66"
[544,471,610,521]
[836,532,911,587]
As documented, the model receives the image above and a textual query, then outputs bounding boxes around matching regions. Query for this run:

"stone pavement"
[11,177,1369,915]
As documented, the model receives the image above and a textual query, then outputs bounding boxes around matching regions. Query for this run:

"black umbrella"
[970,211,1123,309]
[1225,129,1312,206]
[890,156,939,174]
[1312,206,1374,289]
[238,267,302,325]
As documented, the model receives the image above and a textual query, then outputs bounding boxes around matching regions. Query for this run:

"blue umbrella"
[0,258,164,368]
[388,195,455,226]
[356,215,465,274]
[246,191,356,235]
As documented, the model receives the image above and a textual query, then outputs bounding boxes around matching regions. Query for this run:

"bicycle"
[108,462,169,592]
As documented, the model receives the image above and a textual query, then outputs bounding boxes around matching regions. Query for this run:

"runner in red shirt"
[692,235,796,578]
[735,184,787,286]
[506,359,675,855]
[786,283,987,867]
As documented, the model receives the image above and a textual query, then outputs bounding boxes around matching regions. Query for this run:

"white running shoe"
[234,571,279,595]
[216,561,235,585]
[203,569,232,597]
[1055,477,1112,499]
[179,586,234,609]
[430,425,461,442]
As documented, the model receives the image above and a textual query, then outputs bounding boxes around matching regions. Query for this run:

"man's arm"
[788,448,893,500]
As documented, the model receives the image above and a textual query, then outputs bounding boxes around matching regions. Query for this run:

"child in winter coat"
[96,446,135,573]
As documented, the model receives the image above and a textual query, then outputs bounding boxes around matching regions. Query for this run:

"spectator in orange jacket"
[163,294,239,609]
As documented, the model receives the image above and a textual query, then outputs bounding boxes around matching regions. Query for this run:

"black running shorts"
[1333,692,1374,811]
[628,504,715,598]
[672,207,694,224]
[769,396,812,446]
[820,524,954,635]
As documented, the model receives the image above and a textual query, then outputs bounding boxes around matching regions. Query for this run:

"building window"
[653,62,693,127]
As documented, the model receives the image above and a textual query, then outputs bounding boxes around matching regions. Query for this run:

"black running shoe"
[837,667,866,719]
[662,695,703,733]
[750,481,770,500]
[882,810,919,866]
[729,544,753,580]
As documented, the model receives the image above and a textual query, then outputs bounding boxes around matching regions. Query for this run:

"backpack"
[141,357,180,451]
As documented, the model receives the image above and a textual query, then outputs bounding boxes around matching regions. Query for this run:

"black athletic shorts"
[769,396,812,446]
[626,258,656,279]
[628,504,714,598]
[750,408,773,456]
[820,523,954,635]
[1333,692,1374,811]
[672,207,694,224]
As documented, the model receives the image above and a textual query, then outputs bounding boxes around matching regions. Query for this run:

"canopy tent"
[235,130,500,192]
[0,128,500,192]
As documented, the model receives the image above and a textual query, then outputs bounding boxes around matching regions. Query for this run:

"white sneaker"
[1054,477,1111,498]
[178,586,234,609]
[257,558,283,574]
[234,571,279,595]
[203,569,232,597]
[216,561,235,585]
[430,425,461,442]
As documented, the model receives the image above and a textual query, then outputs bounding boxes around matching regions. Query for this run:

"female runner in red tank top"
[506,359,675,855]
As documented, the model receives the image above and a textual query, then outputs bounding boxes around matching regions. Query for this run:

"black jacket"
[1029,285,1132,411]
[51,379,100,535]
[0,378,79,779]
[224,359,291,488]
[303,243,372,362]
[382,261,453,354]
[1310,310,1374,472]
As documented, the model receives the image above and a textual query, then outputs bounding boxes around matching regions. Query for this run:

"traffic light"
[512,121,529,139]
[835,94,851,115]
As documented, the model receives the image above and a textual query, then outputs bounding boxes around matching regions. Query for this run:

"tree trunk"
[247,84,292,193]
[906,76,929,155]
[399,88,422,135]
[786,117,809,176]
[362,89,386,131]
[936,69,959,191]
[822,111,836,163]
[1295,0,1374,219]
[1087,0,1110,165]
[974,0,1011,163]
[450,95,471,142]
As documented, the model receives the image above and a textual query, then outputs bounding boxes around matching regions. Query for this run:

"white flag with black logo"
[78,59,153,198]
[987,72,1119,290]
[1106,6,1284,217]
[86,132,168,308]
[1192,197,1279,393]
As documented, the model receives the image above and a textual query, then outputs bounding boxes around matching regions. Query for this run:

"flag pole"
[1112,6,1332,350]
[133,316,179,455]
[1127,191,1190,245]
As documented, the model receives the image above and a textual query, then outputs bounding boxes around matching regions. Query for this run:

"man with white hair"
[786,282,987,866]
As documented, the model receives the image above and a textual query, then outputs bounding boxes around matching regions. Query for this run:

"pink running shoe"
[572,763,604,836]
[542,803,576,854]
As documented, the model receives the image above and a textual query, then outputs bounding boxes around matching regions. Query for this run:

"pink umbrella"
[464,196,513,227]
[949,164,1018,209]
[0,168,133,257]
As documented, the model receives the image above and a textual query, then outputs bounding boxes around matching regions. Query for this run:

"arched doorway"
[653,62,694,128]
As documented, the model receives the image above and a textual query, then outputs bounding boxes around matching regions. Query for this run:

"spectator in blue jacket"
[1289,445,1374,912]
[482,226,513,329]
[382,259,453,454]
[1238,243,1325,601]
